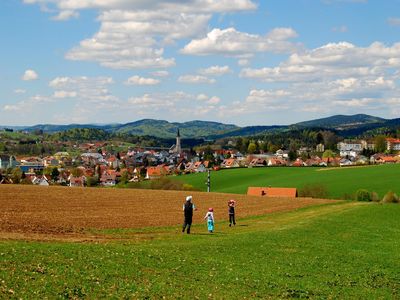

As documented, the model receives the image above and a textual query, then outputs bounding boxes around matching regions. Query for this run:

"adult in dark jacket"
[182,195,196,234]
[228,199,236,227]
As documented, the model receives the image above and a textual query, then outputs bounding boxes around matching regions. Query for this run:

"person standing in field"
[204,208,214,233]
[228,199,236,227]
[182,195,196,234]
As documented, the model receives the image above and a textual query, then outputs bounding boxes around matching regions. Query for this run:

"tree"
[86,176,98,187]
[70,167,83,177]
[375,135,387,153]
[51,167,60,182]
[288,150,297,161]
[247,142,257,154]
[120,170,129,184]
[235,137,243,151]
[11,168,22,184]
[203,146,214,161]
[322,149,335,158]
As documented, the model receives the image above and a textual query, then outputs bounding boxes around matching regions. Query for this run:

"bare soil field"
[0,185,333,240]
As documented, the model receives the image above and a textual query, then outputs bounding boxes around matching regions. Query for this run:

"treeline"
[218,128,339,154]
[0,128,206,156]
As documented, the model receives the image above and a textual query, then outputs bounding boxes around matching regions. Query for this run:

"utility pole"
[206,169,211,192]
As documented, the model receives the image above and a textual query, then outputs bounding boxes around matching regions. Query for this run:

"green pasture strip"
[1,203,400,299]
[174,164,400,199]
[85,201,345,241]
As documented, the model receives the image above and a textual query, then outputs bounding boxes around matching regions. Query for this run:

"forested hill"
[4,114,400,139]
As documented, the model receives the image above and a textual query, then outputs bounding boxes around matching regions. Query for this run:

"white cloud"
[25,1,257,70]
[181,27,299,57]
[238,59,249,66]
[388,17,400,27]
[197,94,209,101]
[332,25,348,32]
[51,10,79,21]
[53,90,78,98]
[246,89,291,104]
[198,65,231,76]
[124,75,160,85]
[240,41,400,82]
[49,76,118,103]
[3,105,21,112]
[151,70,169,77]
[196,93,221,104]
[178,75,216,84]
[332,98,374,107]
[14,89,26,94]
[22,69,39,81]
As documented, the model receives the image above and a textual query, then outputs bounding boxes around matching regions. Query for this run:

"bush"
[381,191,399,204]
[298,184,328,199]
[370,191,380,202]
[355,189,371,202]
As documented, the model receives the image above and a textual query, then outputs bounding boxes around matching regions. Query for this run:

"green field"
[174,164,400,199]
[1,202,400,298]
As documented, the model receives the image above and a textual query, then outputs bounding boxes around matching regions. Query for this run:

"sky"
[1,0,400,126]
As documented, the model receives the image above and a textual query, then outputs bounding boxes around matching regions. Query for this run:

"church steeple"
[175,128,181,153]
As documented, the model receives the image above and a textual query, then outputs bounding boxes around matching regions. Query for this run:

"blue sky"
[1,0,400,126]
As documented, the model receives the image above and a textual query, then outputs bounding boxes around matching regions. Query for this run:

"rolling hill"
[9,114,400,139]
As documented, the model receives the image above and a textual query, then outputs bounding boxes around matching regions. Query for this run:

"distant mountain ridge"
[3,114,400,139]
[295,114,386,128]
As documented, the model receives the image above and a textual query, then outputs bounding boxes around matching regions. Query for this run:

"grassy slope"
[1,202,400,299]
[175,164,400,199]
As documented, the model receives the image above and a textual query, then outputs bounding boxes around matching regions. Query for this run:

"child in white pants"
[204,208,214,233]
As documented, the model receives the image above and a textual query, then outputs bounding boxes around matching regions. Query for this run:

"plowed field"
[0,185,332,238]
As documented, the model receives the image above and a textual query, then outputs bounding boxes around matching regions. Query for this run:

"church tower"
[175,128,181,153]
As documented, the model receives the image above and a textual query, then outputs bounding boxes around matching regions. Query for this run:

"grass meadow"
[1,202,400,299]
[174,164,400,199]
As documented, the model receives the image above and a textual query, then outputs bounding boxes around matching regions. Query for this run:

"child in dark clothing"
[228,199,236,227]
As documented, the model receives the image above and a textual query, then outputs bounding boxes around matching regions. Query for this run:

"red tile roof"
[247,187,297,198]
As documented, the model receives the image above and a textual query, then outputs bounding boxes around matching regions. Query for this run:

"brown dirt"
[0,185,333,240]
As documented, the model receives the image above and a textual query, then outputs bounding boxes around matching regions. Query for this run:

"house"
[0,155,18,169]
[43,157,60,167]
[297,147,312,156]
[221,158,240,168]
[145,166,167,180]
[339,158,353,167]
[249,158,267,167]
[304,156,322,166]
[0,177,13,184]
[192,161,207,173]
[100,173,117,186]
[337,139,374,157]
[375,155,397,164]
[386,138,400,151]
[291,158,305,167]
[316,143,325,153]
[106,155,120,169]
[275,149,289,159]
[19,157,44,173]
[31,176,50,186]
[69,176,86,187]
[268,158,286,166]
[247,187,297,198]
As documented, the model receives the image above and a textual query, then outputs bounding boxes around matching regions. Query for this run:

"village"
[1,129,400,187]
